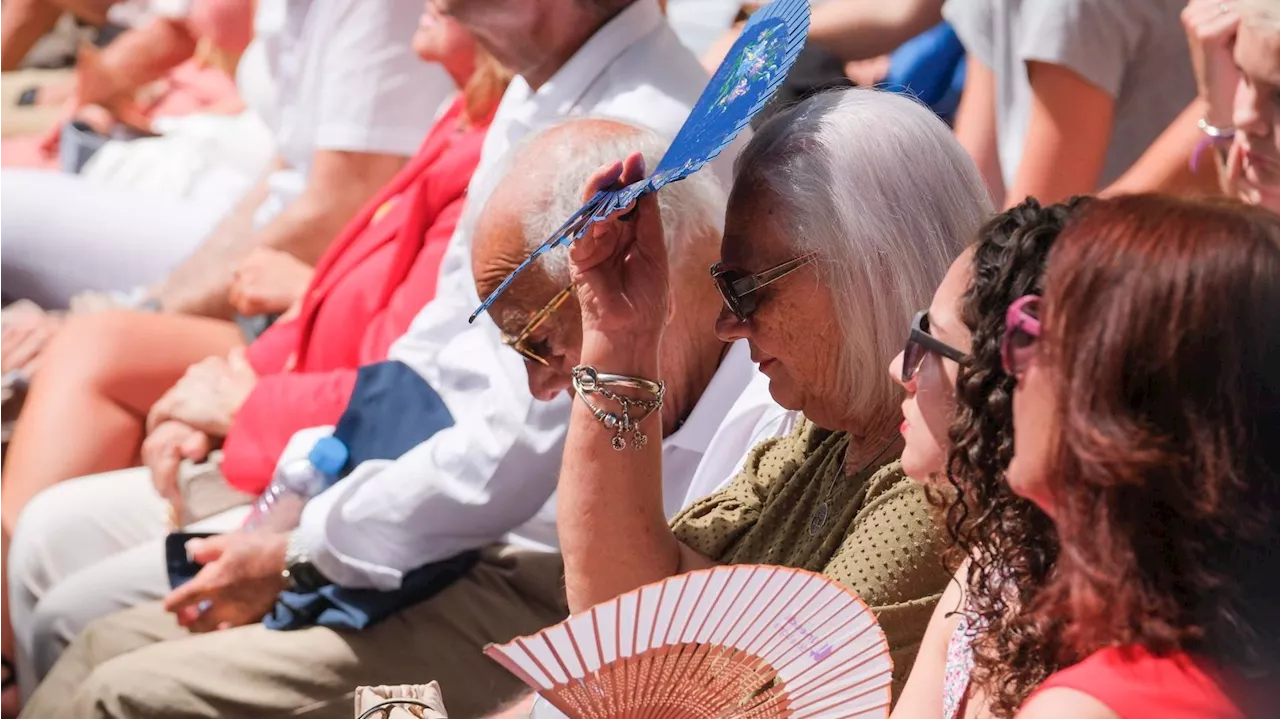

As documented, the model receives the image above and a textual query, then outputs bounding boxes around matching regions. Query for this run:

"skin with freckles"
[711,179,885,458]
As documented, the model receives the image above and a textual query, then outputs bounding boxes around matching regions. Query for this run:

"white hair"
[505,117,728,284]
[735,87,992,437]
[1239,0,1280,32]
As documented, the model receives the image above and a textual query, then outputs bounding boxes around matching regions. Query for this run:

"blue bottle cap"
[307,436,349,477]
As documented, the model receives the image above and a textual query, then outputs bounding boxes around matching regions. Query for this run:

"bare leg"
[1,0,120,72]
[0,309,242,709]
[0,0,61,72]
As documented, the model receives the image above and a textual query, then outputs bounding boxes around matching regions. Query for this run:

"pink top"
[1034,647,1242,719]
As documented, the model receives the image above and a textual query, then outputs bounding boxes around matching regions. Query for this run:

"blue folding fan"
[470,0,811,322]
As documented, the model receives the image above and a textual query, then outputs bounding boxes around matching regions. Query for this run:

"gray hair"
[735,87,992,437]
[1239,0,1280,32]
[509,118,728,284]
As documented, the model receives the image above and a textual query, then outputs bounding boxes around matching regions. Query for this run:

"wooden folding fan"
[485,565,893,718]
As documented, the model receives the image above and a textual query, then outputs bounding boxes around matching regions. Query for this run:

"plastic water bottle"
[242,436,348,532]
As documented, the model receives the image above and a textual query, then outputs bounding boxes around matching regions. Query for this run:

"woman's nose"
[888,351,914,391]
[713,304,749,342]
[526,362,571,401]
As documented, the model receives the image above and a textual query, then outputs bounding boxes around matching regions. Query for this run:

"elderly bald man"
[21,118,784,719]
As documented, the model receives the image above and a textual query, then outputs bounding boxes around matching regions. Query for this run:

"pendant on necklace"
[809,501,831,537]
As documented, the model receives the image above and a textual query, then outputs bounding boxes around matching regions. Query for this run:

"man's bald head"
[472,119,644,305]
[470,116,727,399]
[473,115,726,307]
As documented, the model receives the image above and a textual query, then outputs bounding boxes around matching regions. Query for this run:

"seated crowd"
[0,0,1277,717]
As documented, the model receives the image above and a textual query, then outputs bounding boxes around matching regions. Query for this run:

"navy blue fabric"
[883,22,966,123]
[329,359,455,480]
[165,361,467,630]
[263,551,479,631]
[253,360,462,630]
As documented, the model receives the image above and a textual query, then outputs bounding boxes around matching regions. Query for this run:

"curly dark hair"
[937,196,1091,717]
[1028,195,1280,707]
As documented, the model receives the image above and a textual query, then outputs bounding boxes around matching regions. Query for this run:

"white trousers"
[6,466,249,697]
[0,170,233,308]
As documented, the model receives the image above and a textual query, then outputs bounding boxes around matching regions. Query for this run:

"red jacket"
[220,97,487,493]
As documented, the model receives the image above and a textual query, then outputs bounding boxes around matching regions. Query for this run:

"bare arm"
[890,565,967,719]
[1001,61,1114,208]
[702,0,943,70]
[157,149,410,317]
[808,0,945,62]
[557,156,714,613]
[1101,100,1221,198]
[89,17,198,100]
[558,325,714,612]
[952,57,1005,206]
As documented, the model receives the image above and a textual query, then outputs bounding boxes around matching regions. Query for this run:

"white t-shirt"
[246,0,454,224]
[944,0,1195,189]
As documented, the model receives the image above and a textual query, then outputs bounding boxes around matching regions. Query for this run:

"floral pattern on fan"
[484,565,894,719]
[468,0,811,323]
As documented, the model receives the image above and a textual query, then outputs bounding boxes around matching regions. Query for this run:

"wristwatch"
[282,530,330,593]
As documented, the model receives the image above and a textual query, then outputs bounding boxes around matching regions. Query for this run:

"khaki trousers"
[20,545,568,719]
[7,459,252,697]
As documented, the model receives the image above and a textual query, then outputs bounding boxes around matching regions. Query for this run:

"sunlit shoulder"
[1015,688,1121,719]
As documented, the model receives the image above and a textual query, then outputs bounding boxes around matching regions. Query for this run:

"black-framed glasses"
[901,309,967,382]
[501,285,573,366]
[711,252,816,322]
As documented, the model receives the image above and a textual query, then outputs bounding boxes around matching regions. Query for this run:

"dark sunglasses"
[901,309,967,383]
[710,253,816,322]
[501,285,573,367]
[1002,295,1041,377]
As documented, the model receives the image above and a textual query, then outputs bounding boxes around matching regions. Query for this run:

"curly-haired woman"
[1013,195,1280,718]
[887,197,1087,719]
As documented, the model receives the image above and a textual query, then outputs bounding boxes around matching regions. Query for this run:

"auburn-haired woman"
[1008,195,1280,718]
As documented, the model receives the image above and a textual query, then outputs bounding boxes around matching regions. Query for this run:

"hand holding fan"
[469,0,811,322]
[485,565,893,719]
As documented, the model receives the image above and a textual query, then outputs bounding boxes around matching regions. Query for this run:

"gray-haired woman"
[553,87,992,696]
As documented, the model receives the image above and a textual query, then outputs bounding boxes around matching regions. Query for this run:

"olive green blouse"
[670,416,950,698]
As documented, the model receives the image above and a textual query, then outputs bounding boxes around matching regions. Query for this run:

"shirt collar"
[665,340,757,454]
[505,0,665,126]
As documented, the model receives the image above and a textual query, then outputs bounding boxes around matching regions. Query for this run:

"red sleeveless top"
[1034,647,1242,719]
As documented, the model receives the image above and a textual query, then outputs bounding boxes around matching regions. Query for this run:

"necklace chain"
[809,439,897,537]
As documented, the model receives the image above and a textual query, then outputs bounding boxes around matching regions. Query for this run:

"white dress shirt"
[291,0,754,590]
[249,0,454,223]
[506,342,790,553]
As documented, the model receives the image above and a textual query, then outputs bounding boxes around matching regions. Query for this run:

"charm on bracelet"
[571,366,665,451]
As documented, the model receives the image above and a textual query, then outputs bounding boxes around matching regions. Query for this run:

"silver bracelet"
[1198,117,1236,141]
[571,366,665,451]
[572,366,665,396]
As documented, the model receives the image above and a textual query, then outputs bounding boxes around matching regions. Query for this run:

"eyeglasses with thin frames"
[901,309,967,383]
[711,252,817,322]
[501,285,573,367]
